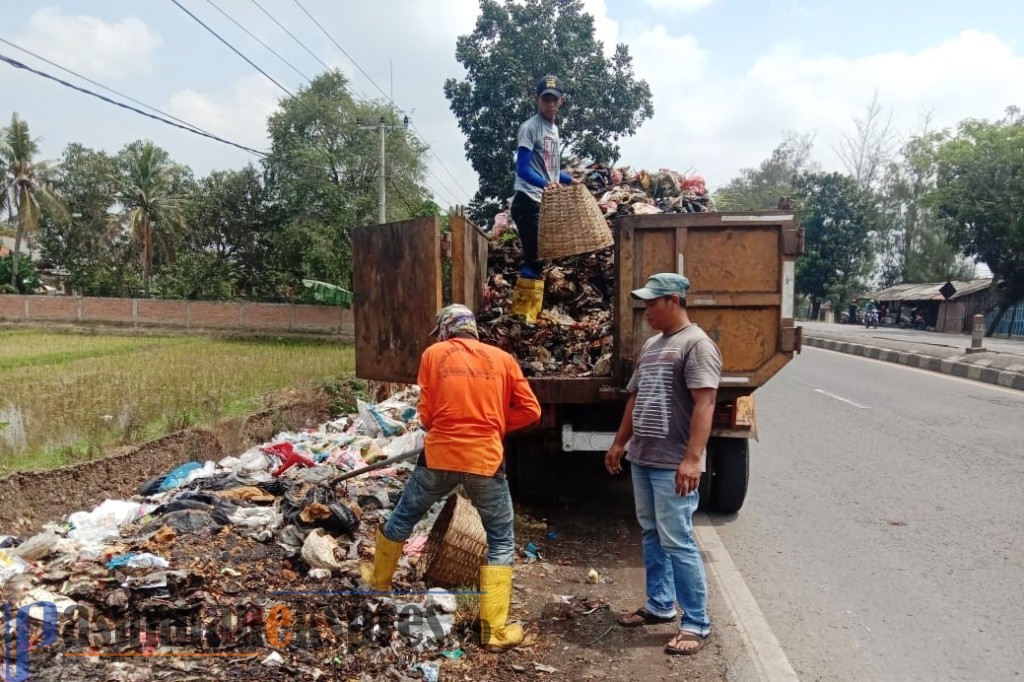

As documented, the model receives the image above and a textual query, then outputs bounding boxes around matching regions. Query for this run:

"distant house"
[869,279,996,333]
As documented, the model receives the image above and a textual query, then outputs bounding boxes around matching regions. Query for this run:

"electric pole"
[358,114,410,225]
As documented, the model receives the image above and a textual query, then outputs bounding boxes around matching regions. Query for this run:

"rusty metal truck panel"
[352,217,441,383]
[614,211,802,397]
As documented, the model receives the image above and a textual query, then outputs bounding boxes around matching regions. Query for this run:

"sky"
[2,0,1023,213]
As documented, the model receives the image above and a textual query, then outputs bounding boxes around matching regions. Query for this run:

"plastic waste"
[139,475,166,496]
[158,461,202,491]
[0,550,28,587]
[357,399,405,438]
[521,541,542,562]
[425,587,458,613]
[413,662,441,682]
[107,552,170,570]
[300,528,344,570]
[227,506,282,529]
[9,530,73,561]
[67,499,152,543]
[145,509,218,535]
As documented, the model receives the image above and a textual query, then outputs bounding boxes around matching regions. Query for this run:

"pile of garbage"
[478,164,714,377]
[0,390,484,681]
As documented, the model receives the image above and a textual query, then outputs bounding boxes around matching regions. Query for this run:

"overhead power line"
[203,0,311,83]
[289,0,472,205]
[0,52,266,156]
[0,37,244,150]
[168,0,293,97]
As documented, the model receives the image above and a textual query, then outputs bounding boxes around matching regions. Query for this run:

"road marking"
[803,346,1024,398]
[813,388,869,409]
[695,516,800,682]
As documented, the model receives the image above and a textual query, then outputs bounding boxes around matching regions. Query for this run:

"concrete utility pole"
[358,115,410,225]
[376,115,386,225]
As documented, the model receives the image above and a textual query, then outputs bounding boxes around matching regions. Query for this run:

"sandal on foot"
[664,631,711,656]
[617,607,675,627]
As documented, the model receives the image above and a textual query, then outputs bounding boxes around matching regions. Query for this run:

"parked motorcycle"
[864,310,879,328]
[898,312,926,330]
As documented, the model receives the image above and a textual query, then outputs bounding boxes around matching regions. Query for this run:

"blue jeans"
[631,463,711,635]
[382,465,516,566]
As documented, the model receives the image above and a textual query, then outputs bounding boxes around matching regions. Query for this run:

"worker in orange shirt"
[370,304,541,652]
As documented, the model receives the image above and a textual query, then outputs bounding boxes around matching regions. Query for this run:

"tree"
[111,141,191,296]
[36,143,120,296]
[715,131,817,210]
[876,120,974,285]
[933,107,1024,335]
[444,0,653,221]
[794,172,880,319]
[173,165,277,300]
[833,92,898,191]
[1,113,61,290]
[264,70,431,296]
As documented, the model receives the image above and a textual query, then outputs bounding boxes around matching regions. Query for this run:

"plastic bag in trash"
[143,509,218,535]
[158,461,202,491]
[0,550,28,587]
[300,528,344,570]
[139,475,166,496]
[356,399,404,438]
[9,530,75,561]
[67,500,152,542]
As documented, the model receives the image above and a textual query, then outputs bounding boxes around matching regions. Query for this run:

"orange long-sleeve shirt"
[417,337,541,477]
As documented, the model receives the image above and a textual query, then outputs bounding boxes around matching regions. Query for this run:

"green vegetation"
[0,329,354,473]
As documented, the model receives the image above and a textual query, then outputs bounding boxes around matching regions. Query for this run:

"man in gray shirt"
[605,272,722,656]
[510,74,575,280]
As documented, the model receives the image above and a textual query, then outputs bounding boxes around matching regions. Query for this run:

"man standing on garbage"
[510,74,577,281]
[604,273,722,656]
[369,304,541,652]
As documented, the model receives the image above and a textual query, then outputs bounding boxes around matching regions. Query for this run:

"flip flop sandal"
[664,631,711,656]
[617,607,675,627]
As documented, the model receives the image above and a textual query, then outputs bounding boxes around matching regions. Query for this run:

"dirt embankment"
[0,394,331,534]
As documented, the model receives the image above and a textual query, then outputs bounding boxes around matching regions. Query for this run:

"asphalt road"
[712,346,1024,682]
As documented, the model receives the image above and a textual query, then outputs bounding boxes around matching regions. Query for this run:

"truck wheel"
[708,437,749,514]
[697,469,712,511]
[506,436,553,503]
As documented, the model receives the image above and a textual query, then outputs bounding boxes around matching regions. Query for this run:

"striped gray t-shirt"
[625,324,722,470]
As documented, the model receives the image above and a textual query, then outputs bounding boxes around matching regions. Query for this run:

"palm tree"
[1,113,59,289]
[113,141,187,295]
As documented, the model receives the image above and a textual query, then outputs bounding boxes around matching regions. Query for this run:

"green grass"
[0,329,355,474]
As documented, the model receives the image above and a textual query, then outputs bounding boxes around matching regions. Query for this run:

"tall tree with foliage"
[169,165,278,300]
[933,107,1024,335]
[444,0,653,221]
[111,141,191,295]
[833,93,898,191]
[36,143,121,295]
[794,172,880,318]
[876,121,974,285]
[715,131,817,210]
[264,70,430,297]
[1,113,61,290]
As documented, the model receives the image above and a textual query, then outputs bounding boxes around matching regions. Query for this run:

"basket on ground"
[538,183,614,260]
[420,493,488,588]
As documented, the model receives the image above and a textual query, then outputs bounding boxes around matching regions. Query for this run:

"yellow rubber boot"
[479,565,524,652]
[368,528,404,591]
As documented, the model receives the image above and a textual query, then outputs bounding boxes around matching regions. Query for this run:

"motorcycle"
[864,310,879,328]
[898,312,927,330]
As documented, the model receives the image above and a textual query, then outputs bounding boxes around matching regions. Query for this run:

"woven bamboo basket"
[420,493,488,588]
[538,183,614,260]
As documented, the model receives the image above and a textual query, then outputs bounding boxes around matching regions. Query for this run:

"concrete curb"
[803,336,1024,392]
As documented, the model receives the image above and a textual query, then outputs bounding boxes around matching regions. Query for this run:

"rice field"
[0,329,355,474]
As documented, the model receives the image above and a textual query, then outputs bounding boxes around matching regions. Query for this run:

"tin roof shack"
[870,279,994,333]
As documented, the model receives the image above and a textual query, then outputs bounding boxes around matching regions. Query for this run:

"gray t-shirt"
[513,114,561,203]
[625,324,722,470]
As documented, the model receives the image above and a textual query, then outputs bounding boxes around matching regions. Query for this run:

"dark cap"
[630,273,691,300]
[536,74,564,97]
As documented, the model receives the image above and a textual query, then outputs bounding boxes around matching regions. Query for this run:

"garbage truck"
[351,209,803,513]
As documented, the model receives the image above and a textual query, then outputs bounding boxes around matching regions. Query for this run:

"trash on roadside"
[522,541,542,562]
[586,568,600,584]
[106,552,169,570]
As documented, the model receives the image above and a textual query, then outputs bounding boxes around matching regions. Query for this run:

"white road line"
[813,388,869,409]
[694,517,800,682]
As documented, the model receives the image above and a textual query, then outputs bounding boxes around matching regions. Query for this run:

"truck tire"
[506,435,553,503]
[708,437,749,514]
[697,469,712,511]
